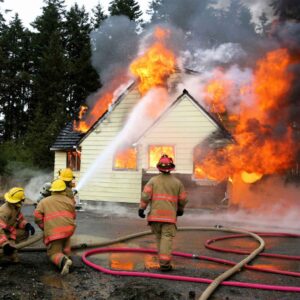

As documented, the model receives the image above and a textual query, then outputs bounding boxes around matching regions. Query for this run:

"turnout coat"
[140,173,187,224]
[34,193,76,245]
[0,202,28,246]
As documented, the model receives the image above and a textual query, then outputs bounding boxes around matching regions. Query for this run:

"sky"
[1,0,150,28]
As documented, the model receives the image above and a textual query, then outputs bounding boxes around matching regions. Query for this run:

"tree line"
[0,0,298,175]
[0,0,143,173]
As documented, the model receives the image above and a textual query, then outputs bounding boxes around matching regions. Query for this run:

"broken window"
[148,145,175,169]
[113,147,137,170]
[67,150,81,171]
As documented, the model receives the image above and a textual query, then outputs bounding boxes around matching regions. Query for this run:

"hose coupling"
[214,224,223,228]
[192,254,200,259]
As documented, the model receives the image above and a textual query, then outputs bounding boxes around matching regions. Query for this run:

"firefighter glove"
[3,243,16,255]
[138,209,146,218]
[176,209,184,216]
[25,223,35,235]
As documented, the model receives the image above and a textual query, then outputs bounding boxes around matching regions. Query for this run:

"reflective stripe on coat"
[140,173,187,224]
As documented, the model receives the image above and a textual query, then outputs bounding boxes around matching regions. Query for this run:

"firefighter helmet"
[58,168,74,182]
[156,154,175,172]
[49,179,66,192]
[4,187,25,204]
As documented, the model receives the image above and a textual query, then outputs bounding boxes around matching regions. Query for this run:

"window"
[67,150,81,171]
[148,145,175,169]
[113,147,137,170]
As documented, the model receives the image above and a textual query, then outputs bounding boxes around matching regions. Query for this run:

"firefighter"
[0,187,35,263]
[58,168,76,201]
[138,154,187,271]
[36,168,79,206]
[34,179,76,275]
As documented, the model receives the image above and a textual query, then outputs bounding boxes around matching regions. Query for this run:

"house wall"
[139,94,218,174]
[78,90,142,203]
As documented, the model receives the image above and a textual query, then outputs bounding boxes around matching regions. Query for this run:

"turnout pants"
[47,237,71,269]
[150,222,176,267]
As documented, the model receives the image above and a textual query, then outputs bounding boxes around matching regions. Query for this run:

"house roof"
[51,81,232,151]
[50,82,135,151]
[50,121,84,151]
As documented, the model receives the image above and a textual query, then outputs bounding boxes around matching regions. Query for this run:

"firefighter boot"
[60,256,72,275]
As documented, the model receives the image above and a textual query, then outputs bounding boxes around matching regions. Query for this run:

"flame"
[149,146,174,169]
[114,147,137,170]
[130,27,176,95]
[241,171,263,184]
[203,70,232,114]
[195,48,295,182]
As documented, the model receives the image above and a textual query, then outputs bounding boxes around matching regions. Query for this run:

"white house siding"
[78,89,142,203]
[138,94,219,174]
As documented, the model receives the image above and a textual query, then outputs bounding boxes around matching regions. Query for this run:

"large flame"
[130,27,176,95]
[195,48,295,182]
[74,27,176,133]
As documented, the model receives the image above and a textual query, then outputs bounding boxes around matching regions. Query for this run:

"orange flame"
[130,27,176,95]
[114,147,137,170]
[149,146,174,169]
[203,70,232,114]
[195,48,295,182]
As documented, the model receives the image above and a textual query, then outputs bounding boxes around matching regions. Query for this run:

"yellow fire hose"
[12,226,265,300]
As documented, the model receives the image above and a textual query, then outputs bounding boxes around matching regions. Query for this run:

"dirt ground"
[0,204,300,300]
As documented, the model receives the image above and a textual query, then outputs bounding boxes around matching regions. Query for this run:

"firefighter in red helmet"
[139,154,187,271]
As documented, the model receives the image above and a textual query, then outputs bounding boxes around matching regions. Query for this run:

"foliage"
[108,0,142,22]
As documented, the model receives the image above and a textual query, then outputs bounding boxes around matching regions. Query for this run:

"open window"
[148,145,175,169]
[67,150,81,171]
[113,146,137,170]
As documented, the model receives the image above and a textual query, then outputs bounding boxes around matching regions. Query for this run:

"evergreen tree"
[108,0,142,22]
[91,3,107,29]
[26,0,68,168]
[0,15,33,141]
[64,4,100,117]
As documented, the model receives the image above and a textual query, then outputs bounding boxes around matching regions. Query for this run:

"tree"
[271,0,300,21]
[26,0,68,168]
[91,3,107,29]
[0,15,33,141]
[64,4,100,117]
[108,0,142,22]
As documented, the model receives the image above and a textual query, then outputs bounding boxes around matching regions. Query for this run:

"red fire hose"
[81,227,300,299]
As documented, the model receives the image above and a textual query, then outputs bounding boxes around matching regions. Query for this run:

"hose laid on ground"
[13,227,300,298]
[0,233,43,255]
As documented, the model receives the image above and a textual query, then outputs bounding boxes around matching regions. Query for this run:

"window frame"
[66,149,81,171]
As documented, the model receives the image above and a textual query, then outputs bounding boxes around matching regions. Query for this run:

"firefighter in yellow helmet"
[34,179,76,275]
[139,154,187,271]
[0,187,35,263]
[58,168,76,202]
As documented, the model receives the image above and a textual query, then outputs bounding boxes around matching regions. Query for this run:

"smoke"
[25,172,52,202]
[90,16,139,84]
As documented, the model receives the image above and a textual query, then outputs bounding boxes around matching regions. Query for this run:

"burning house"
[51,75,232,207]
[51,6,300,215]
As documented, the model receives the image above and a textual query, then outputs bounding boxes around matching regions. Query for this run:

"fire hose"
[6,227,300,299]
